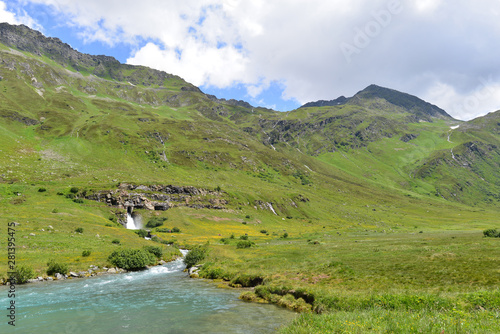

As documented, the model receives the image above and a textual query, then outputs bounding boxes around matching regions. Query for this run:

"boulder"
[107,268,117,273]
[55,273,64,280]
[46,277,53,281]
[69,272,79,278]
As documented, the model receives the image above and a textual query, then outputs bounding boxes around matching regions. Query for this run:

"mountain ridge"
[300,84,453,121]
[0,23,457,120]
[0,21,498,208]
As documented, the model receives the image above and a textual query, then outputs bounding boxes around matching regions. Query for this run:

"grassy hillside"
[1,23,500,333]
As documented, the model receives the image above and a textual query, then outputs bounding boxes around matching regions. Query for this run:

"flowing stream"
[1,255,295,333]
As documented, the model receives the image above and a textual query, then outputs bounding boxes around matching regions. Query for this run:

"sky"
[1,0,500,120]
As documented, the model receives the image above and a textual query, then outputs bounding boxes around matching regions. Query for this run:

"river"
[0,255,295,333]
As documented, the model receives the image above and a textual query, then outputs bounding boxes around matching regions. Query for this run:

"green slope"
[1,23,500,332]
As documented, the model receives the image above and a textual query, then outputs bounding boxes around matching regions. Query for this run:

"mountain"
[301,84,452,121]
[0,24,500,227]
[2,23,500,332]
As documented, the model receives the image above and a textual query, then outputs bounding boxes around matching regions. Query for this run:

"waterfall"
[126,212,137,229]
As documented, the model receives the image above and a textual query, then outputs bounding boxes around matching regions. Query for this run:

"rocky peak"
[351,84,453,120]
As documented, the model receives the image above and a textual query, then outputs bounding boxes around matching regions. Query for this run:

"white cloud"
[0,1,38,28]
[18,0,500,119]
[0,1,18,23]
[424,78,500,121]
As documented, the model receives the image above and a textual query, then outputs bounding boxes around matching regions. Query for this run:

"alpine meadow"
[1,23,500,333]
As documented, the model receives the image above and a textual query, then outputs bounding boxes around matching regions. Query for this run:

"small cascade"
[126,212,137,229]
[125,207,141,230]
[267,203,278,215]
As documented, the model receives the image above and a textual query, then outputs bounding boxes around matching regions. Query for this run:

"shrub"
[73,198,84,204]
[220,238,230,245]
[146,217,167,228]
[75,227,83,233]
[260,229,268,234]
[57,192,64,196]
[184,245,209,268]
[240,235,249,240]
[12,265,35,284]
[47,259,69,276]
[282,232,289,239]
[143,245,163,258]
[201,267,225,279]
[156,227,170,233]
[105,223,113,227]
[172,227,181,233]
[111,239,120,244]
[230,234,235,239]
[483,229,500,238]
[82,250,91,257]
[245,215,251,219]
[70,187,79,194]
[38,187,47,192]
[135,229,148,238]
[66,193,75,199]
[52,208,59,213]
[236,240,254,249]
[108,249,156,271]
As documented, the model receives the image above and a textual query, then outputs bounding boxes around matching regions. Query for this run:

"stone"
[27,279,38,283]
[48,225,53,229]
[188,266,200,275]
[29,233,36,236]
[107,268,117,273]
[37,276,44,281]
[55,273,64,280]
[69,272,79,278]
[46,277,53,281]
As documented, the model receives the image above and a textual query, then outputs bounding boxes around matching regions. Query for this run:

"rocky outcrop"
[400,133,419,142]
[85,183,228,224]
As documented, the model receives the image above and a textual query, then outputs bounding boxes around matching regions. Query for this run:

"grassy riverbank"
[2,184,499,332]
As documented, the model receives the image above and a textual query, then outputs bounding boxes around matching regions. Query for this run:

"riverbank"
[183,229,500,333]
[1,249,185,286]
[0,254,296,333]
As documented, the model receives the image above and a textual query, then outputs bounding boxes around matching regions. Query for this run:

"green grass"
[1,38,499,332]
